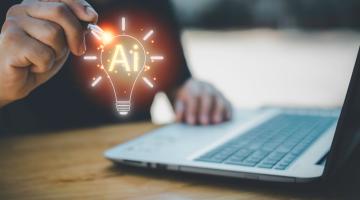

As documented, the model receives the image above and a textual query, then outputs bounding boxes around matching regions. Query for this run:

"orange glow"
[102,31,114,44]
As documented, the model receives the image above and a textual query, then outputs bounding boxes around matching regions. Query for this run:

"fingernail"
[78,38,86,55]
[86,6,97,18]
[78,46,85,55]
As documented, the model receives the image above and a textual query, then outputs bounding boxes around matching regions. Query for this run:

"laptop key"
[274,164,288,170]
[195,113,337,171]
[242,150,270,164]
[224,149,253,163]
[257,151,286,167]
[257,163,274,169]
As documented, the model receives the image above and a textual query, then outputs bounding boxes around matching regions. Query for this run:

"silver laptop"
[104,48,360,183]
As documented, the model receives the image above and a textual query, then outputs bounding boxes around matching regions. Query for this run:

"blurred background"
[172,0,360,29]
[151,0,360,123]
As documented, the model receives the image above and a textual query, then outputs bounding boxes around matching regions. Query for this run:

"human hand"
[175,79,233,125]
[0,0,98,108]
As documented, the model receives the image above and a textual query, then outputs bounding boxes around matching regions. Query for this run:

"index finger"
[25,2,86,55]
[40,0,98,24]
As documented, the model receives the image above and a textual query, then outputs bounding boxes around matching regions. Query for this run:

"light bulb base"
[116,101,131,116]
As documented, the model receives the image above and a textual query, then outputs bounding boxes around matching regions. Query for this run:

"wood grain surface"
[0,122,354,200]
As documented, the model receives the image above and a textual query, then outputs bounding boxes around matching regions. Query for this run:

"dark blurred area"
[171,0,360,30]
[1,1,358,30]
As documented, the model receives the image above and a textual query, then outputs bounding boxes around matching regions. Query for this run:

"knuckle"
[176,87,187,99]
[191,90,199,97]
[42,22,63,44]
[2,26,22,45]
[2,17,18,31]
[187,86,197,96]
[53,3,70,17]
[6,4,22,16]
[41,50,55,68]
[26,46,54,71]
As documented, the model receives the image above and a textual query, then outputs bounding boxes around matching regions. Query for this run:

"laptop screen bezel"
[324,47,360,179]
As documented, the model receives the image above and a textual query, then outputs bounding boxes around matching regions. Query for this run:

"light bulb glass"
[101,35,146,116]
[84,20,163,116]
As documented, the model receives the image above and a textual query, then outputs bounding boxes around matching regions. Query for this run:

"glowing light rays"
[84,18,164,116]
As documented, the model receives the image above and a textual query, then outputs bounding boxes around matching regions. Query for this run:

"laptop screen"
[325,47,360,178]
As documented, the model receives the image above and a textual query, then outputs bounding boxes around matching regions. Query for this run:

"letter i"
[133,44,139,71]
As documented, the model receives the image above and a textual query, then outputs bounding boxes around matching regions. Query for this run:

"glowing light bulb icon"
[84,18,164,116]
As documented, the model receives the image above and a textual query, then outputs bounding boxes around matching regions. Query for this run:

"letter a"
[108,45,130,72]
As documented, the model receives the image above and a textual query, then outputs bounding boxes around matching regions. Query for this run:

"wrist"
[0,99,10,108]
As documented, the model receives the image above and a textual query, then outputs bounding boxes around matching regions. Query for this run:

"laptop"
[104,48,360,183]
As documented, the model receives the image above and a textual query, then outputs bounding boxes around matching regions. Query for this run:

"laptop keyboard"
[195,113,337,170]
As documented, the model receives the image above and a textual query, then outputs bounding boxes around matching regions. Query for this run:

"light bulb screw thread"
[116,101,131,116]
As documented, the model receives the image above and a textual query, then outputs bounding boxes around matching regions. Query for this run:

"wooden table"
[0,122,356,200]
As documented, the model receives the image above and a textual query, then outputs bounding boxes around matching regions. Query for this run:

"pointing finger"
[41,0,98,24]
